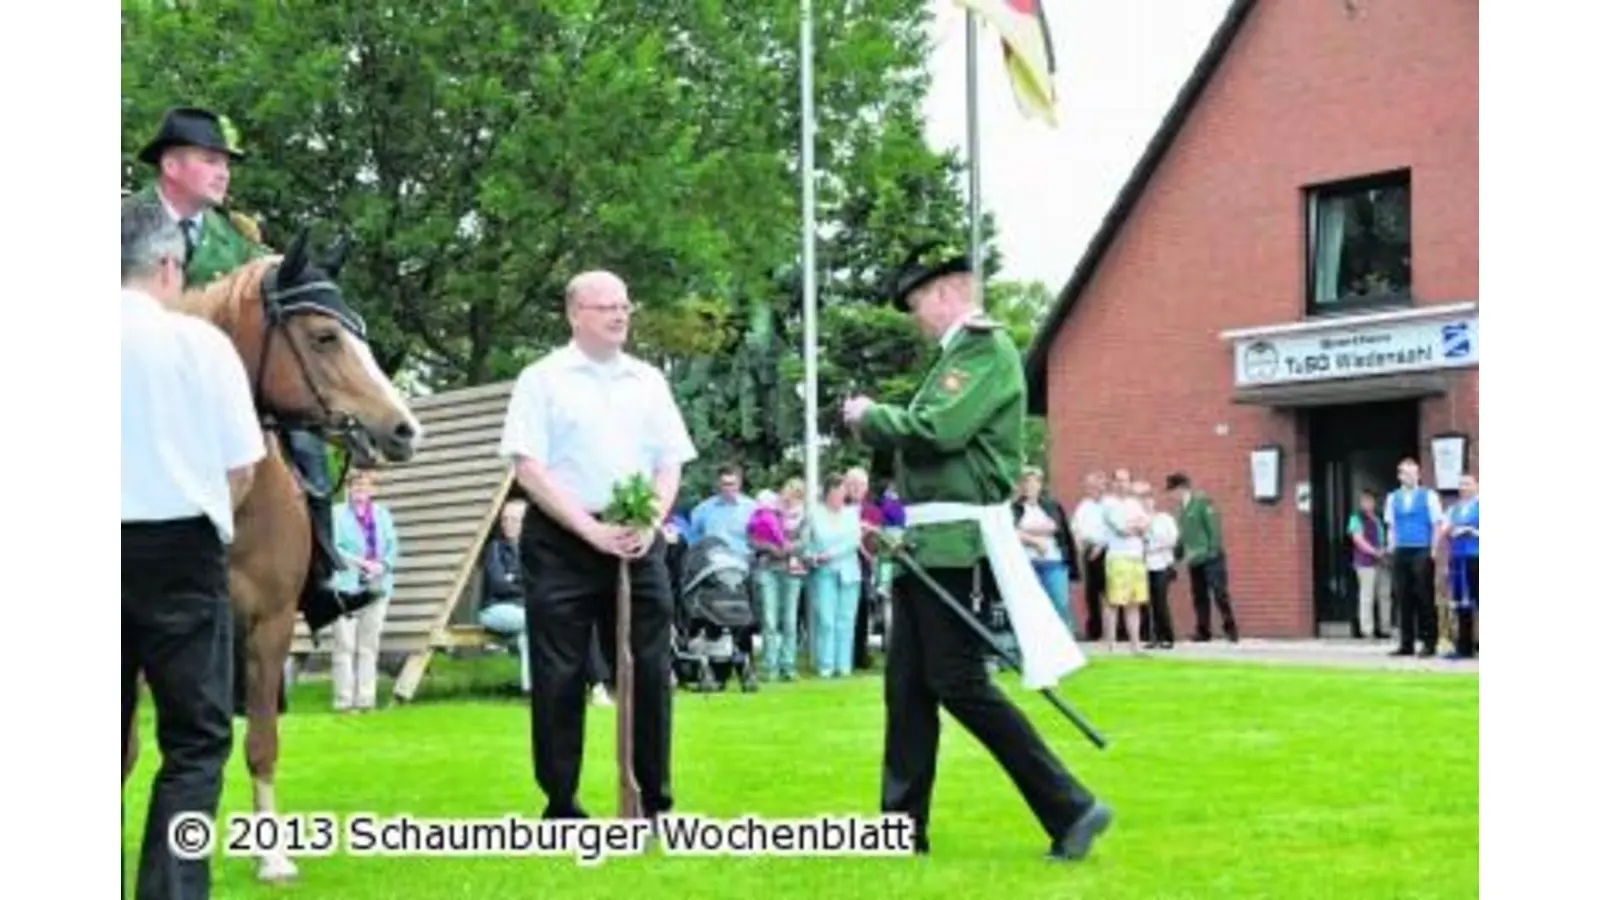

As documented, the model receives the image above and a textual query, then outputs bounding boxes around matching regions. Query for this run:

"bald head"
[565,270,633,355]
[566,270,627,307]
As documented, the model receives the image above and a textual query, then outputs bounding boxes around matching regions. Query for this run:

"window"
[1305,171,1412,313]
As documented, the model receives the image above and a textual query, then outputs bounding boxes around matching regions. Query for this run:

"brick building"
[1025,0,1478,638]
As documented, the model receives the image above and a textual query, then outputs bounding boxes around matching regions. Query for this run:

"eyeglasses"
[579,302,634,316]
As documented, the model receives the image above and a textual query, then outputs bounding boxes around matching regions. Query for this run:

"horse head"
[243,228,423,465]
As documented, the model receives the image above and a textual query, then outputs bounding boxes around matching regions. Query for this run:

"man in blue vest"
[1384,458,1444,657]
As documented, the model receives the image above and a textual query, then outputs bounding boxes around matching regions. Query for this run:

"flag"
[954,0,1061,126]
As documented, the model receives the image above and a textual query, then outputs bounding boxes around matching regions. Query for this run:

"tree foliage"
[121,0,1056,500]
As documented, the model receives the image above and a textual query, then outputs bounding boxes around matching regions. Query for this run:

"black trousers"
[1082,552,1108,641]
[1454,556,1478,657]
[882,562,1096,845]
[587,627,613,689]
[521,506,674,818]
[1455,612,1477,657]
[122,517,235,900]
[1393,548,1437,653]
[1187,555,1239,639]
[1142,568,1177,644]
[854,576,874,670]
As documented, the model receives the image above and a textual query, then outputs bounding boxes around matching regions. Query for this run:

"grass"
[122,653,1478,899]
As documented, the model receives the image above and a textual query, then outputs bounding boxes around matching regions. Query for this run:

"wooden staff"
[604,472,656,819]
[616,561,643,818]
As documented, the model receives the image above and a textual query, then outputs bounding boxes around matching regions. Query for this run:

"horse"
[121,229,423,883]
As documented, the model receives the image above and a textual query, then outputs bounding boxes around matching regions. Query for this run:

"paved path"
[1083,638,1478,674]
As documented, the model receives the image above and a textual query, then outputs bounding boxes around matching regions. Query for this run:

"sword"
[876,529,1109,750]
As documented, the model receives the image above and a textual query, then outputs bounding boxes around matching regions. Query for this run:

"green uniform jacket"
[858,317,1024,570]
[1177,491,1225,566]
[134,184,270,288]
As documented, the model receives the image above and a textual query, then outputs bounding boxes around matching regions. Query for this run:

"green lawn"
[122,654,1478,899]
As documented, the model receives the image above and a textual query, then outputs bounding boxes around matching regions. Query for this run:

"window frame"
[1303,169,1414,317]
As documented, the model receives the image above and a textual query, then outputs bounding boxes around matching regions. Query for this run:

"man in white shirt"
[1384,458,1445,657]
[1071,471,1111,640]
[121,194,265,900]
[499,270,698,821]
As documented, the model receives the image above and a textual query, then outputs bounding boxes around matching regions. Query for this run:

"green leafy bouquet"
[602,473,659,530]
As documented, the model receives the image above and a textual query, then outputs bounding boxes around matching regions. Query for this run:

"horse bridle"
[252,265,376,480]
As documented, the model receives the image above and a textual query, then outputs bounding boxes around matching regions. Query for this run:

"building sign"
[1231,311,1478,387]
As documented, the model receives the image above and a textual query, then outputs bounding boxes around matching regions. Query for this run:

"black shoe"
[1418,646,1437,658]
[1189,633,1212,643]
[301,586,377,634]
[1048,803,1113,862]
[1389,647,1415,657]
[541,803,590,820]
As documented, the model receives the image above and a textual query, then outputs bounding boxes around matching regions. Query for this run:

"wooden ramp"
[290,379,518,702]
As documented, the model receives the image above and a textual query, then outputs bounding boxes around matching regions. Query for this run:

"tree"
[986,279,1053,343]
[658,99,1007,498]
[121,0,941,385]
[122,0,1050,499]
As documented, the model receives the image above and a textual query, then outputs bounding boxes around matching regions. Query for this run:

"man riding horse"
[130,107,376,692]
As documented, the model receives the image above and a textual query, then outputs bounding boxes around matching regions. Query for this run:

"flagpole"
[800,0,821,517]
[965,9,984,308]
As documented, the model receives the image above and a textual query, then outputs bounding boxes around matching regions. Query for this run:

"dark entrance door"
[1308,400,1419,634]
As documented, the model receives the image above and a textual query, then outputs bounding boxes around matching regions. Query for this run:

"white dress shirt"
[121,288,266,543]
[1072,497,1109,549]
[1144,511,1180,571]
[498,342,698,513]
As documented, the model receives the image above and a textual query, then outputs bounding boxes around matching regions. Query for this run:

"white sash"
[903,502,1087,688]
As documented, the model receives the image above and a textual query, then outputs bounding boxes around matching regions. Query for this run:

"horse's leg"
[244,605,300,883]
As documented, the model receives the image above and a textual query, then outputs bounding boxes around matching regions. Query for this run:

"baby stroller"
[672,536,760,693]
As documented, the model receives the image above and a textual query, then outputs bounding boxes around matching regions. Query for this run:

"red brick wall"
[1042,0,1478,637]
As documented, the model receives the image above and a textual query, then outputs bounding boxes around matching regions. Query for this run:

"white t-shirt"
[498,342,699,513]
[1144,511,1179,571]
[121,288,265,544]
[1103,496,1148,559]
[1017,501,1063,562]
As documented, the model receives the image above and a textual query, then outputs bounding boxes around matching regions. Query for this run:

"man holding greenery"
[498,270,698,821]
